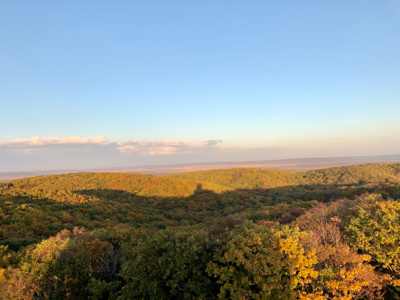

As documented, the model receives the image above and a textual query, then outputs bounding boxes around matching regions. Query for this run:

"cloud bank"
[0,136,223,155]
[0,136,235,171]
[3,135,397,172]
[116,140,223,155]
[0,136,108,148]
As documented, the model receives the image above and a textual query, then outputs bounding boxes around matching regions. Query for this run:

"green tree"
[345,199,400,276]
[119,229,216,300]
[207,222,317,300]
[22,229,92,299]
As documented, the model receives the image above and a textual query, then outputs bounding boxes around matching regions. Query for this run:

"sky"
[1,1,400,172]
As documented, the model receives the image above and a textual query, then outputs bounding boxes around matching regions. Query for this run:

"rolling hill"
[1,163,400,299]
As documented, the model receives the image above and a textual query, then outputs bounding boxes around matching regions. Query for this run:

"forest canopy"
[1,163,400,299]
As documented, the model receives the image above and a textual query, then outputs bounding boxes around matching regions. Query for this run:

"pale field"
[2,155,400,182]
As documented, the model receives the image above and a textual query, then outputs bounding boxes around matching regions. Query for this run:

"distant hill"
[1,163,400,237]
[173,163,400,189]
[0,172,231,201]
[2,163,400,206]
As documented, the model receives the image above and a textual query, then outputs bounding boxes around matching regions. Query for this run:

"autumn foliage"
[1,163,400,299]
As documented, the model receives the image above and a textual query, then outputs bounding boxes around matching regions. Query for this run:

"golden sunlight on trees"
[297,202,399,300]
[207,223,317,299]
[1,164,400,299]
[345,197,400,276]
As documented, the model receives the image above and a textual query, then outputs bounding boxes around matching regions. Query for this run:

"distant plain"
[2,154,400,182]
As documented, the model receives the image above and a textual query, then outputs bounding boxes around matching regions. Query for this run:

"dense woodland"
[1,163,400,299]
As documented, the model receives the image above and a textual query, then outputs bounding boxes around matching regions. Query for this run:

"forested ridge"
[1,163,400,299]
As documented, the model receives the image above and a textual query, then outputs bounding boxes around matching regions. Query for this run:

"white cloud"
[117,145,140,153]
[0,136,224,156]
[146,147,177,156]
[116,139,223,155]
[0,136,107,148]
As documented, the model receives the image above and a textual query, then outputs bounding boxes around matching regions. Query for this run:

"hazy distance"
[2,154,400,182]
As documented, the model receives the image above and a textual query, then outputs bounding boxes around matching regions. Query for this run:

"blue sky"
[1,1,400,171]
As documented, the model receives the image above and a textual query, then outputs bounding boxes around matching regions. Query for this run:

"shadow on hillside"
[1,181,400,250]
[72,181,400,223]
[74,180,400,206]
